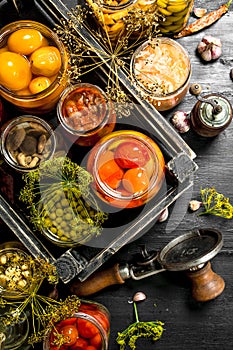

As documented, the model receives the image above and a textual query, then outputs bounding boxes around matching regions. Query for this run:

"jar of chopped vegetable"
[57,83,116,146]
[130,37,191,111]
[157,0,194,35]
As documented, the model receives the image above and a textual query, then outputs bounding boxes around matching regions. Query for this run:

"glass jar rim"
[130,37,191,98]
[92,131,159,201]
[0,115,57,172]
[0,20,67,100]
[57,83,111,137]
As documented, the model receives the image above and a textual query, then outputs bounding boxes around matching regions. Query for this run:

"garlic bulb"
[197,35,222,62]
[171,110,190,133]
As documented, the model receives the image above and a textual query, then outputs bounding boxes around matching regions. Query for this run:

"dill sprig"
[0,257,78,345]
[198,187,233,219]
[116,298,164,349]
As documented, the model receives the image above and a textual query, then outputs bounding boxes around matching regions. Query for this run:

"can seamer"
[71,228,225,302]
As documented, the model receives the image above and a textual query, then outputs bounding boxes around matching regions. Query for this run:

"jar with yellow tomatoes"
[43,300,110,350]
[0,20,69,115]
[86,130,166,209]
[157,0,194,35]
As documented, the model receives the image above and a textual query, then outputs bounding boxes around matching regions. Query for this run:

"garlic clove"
[189,200,202,212]
[201,49,212,62]
[171,110,190,133]
[133,291,147,302]
[197,41,207,54]
[193,7,207,18]
[157,207,169,222]
[211,45,222,60]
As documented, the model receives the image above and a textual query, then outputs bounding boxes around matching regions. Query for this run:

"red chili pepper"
[174,0,232,38]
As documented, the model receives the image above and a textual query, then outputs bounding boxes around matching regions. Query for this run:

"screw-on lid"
[199,95,232,128]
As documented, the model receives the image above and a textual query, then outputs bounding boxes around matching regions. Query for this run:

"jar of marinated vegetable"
[57,83,116,147]
[157,0,194,35]
[0,241,33,300]
[86,130,166,208]
[0,115,56,172]
[86,0,160,43]
[130,37,191,111]
[43,300,110,350]
[0,20,69,114]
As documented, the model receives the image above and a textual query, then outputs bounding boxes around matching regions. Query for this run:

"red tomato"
[98,158,124,189]
[57,318,77,327]
[114,141,150,169]
[89,332,102,349]
[70,337,88,350]
[60,325,79,346]
[122,167,149,194]
[77,319,99,338]
[83,310,109,331]
[84,346,97,350]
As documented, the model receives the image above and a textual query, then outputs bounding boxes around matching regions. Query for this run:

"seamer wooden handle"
[70,263,125,296]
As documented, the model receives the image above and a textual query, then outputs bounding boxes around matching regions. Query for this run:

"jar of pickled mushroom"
[43,300,110,350]
[0,20,69,114]
[86,130,166,208]
[86,0,160,43]
[57,83,116,147]
[157,0,194,35]
[130,37,191,111]
[0,115,56,172]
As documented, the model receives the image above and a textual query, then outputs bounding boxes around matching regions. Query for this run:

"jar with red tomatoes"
[86,130,166,208]
[43,300,110,350]
[57,83,116,147]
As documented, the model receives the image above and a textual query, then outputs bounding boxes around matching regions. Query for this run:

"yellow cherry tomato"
[29,76,52,94]
[7,29,44,55]
[30,46,62,77]
[0,51,32,91]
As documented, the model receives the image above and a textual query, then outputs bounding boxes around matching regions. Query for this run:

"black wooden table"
[1,0,233,349]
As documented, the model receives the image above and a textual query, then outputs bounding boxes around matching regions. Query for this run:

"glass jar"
[0,20,69,114]
[0,115,56,172]
[86,0,159,43]
[86,130,166,208]
[43,300,110,350]
[57,83,116,147]
[0,241,33,300]
[130,37,191,111]
[0,304,29,350]
[157,0,195,35]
